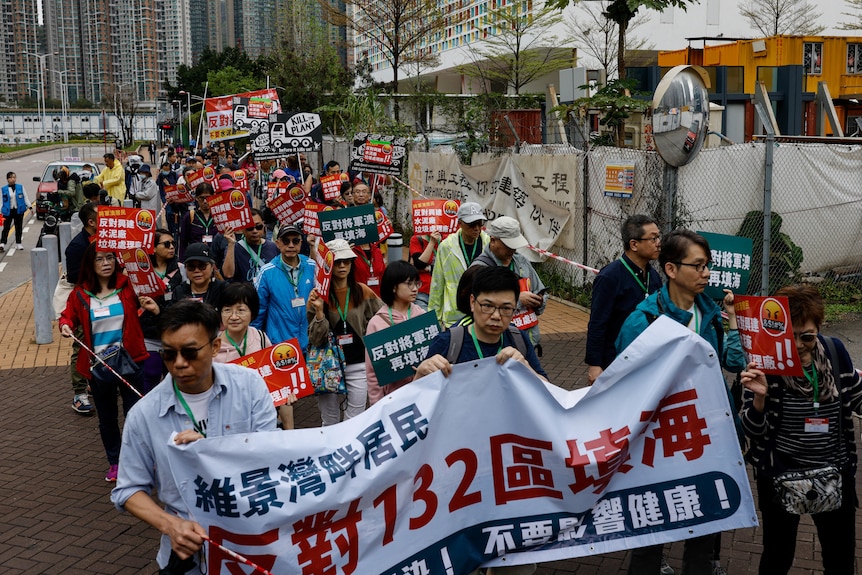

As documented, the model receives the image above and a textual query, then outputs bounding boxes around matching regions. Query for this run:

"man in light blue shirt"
[111,300,277,573]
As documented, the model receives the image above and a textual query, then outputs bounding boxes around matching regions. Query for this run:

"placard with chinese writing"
[269,185,307,226]
[96,206,156,252]
[318,203,379,244]
[349,133,408,176]
[232,169,250,193]
[734,295,803,376]
[375,209,394,242]
[206,88,280,142]
[118,248,165,297]
[207,190,254,233]
[185,166,217,190]
[365,311,439,386]
[412,199,460,236]
[255,112,322,160]
[319,173,344,201]
[231,338,313,406]
[303,201,334,238]
[698,231,753,301]
[313,240,334,299]
[164,184,194,204]
[603,162,635,198]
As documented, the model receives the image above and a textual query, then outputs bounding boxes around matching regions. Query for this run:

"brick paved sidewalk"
[0,282,858,574]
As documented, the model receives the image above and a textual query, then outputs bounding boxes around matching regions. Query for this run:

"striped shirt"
[774,391,846,469]
[89,292,124,354]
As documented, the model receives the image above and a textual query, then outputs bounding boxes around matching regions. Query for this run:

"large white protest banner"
[167,317,756,575]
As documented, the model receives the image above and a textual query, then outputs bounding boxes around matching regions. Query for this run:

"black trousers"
[1,207,24,244]
[757,472,856,574]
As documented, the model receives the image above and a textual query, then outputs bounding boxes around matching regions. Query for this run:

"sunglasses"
[185,261,211,271]
[280,236,302,245]
[157,240,175,248]
[465,220,485,228]
[797,332,818,343]
[160,338,215,362]
[245,224,265,231]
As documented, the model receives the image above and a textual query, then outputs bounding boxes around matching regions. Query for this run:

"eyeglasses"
[796,332,818,343]
[245,224,265,231]
[160,337,215,362]
[157,240,175,248]
[674,261,711,273]
[95,255,115,263]
[637,236,661,244]
[402,280,422,290]
[221,306,251,317]
[476,302,516,317]
[185,261,211,271]
[280,236,302,245]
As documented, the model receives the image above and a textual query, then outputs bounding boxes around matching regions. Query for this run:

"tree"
[548,1,697,80]
[165,48,266,100]
[103,83,138,146]
[567,0,652,80]
[320,0,450,122]
[839,0,862,31]
[206,66,262,97]
[554,78,650,146]
[458,4,574,95]
[740,0,825,36]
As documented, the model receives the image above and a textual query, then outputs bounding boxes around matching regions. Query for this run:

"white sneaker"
[15,244,23,250]
[660,557,675,575]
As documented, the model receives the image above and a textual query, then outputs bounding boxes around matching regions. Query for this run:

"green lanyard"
[460,234,479,265]
[241,239,264,265]
[469,325,502,359]
[691,306,700,334]
[280,259,303,291]
[388,305,411,326]
[336,288,351,331]
[224,330,247,357]
[172,379,207,437]
[84,287,122,301]
[619,257,648,297]
[358,249,374,274]
[803,364,820,409]
[195,213,213,230]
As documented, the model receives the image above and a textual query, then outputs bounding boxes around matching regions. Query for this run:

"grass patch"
[536,264,592,308]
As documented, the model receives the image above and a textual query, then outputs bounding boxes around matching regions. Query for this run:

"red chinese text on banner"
[164,184,194,204]
[313,240,334,299]
[734,295,803,376]
[376,209,394,242]
[232,169,249,193]
[231,339,314,406]
[187,166,217,190]
[412,199,460,236]
[96,206,156,252]
[118,249,165,297]
[363,139,393,165]
[319,174,343,201]
[266,181,287,204]
[303,202,335,238]
[269,185,307,226]
[207,190,254,233]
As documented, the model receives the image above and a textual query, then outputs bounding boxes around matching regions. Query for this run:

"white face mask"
[82,171,92,178]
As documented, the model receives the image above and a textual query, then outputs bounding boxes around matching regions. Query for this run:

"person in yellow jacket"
[94,153,126,204]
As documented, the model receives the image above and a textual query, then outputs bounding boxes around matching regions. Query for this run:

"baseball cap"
[183,242,215,264]
[326,238,357,261]
[272,169,287,180]
[277,224,303,240]
[457,202,484,224]
[487,216,528,250]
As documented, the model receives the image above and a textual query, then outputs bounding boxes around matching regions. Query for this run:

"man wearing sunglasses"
[615,229,747,575]
[428,201,490,326]
[222,208,279,284]
[252,224,317,350]
[111,301,277,573]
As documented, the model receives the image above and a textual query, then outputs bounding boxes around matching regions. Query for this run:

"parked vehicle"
[33,161,104,219]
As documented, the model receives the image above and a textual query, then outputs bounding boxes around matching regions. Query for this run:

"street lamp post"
[49,69,70,143]
[25,52,58,138]
[179,90,192,148]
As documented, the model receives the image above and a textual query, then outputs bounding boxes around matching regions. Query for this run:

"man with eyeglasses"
[586,215,663,385]
[416,266,547,384]
[615,229,746,575]
[111,300,277,574]
[222,208,279,283]
[428,201,490,326]
[252,224,317,350]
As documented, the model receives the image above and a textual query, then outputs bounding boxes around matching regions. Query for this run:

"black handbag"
[91,343,143,386]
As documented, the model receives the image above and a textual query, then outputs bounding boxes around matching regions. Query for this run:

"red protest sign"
[232,169,249,193]
[412,199,460,236]
[207,190,254,233]
[319,173,343,201]
[118,249,165,297]
[269,184,307,225]
[266,180,286,204]
[164,184,194,204]
[363,139,393,165]
[231,338,314,405]
[375,209,394,242]
[96,206,156,252]
[313,240,334,299]
[186,166,217,189]
[734,295,803,376]
[303,201,336,237]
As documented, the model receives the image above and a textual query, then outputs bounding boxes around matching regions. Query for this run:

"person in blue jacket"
[1,171,33,252]
[252,223,316,350]
[616,229,746,575]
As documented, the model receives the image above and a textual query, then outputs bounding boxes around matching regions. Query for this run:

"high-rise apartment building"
[0,0,41,106]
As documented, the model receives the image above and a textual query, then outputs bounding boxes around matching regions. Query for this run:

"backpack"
[445,324,528,363]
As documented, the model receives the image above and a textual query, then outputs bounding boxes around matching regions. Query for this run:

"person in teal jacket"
[615,229,745,575]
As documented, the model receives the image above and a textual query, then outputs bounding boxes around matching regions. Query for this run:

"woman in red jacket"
[59,242,150,483]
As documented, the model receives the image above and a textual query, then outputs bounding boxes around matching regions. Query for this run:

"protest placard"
[118,248,165,297]
[185,166,217,190]
[303,201,334,237]
[365,312,439,386]
[207,190,254,233]
[412,199,460,236]
[734,295,803,376]
[349,134,408,176]
[375,209,394,242]
[164,184,194,204]
[319,173,344,201]
[318,204,379,244]
[232,169,250,193]
[206,88,280,142]
[698,231,753,300]
[313,240,334,299]
[269,184,307,226]
[231,338,313,406]
[96,206,156,252]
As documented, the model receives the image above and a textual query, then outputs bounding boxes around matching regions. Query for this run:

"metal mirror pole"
[663,162,678,234]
